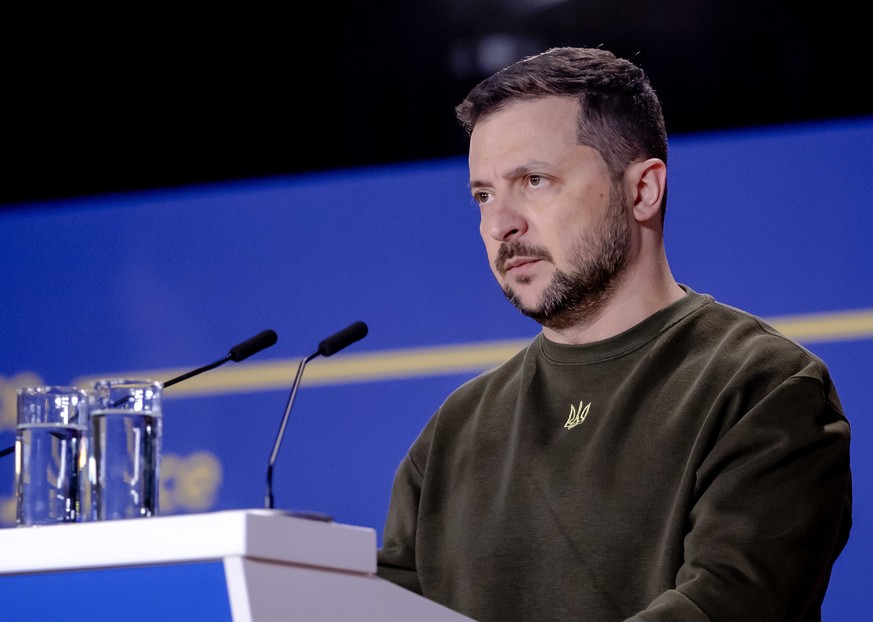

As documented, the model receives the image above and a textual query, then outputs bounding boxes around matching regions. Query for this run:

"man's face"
[468,96,631,329]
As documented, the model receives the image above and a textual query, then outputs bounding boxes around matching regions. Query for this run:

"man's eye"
[528,175,542,187]
[474,191,492,204]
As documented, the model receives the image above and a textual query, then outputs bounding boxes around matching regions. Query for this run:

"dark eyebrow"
[469,161,552,190]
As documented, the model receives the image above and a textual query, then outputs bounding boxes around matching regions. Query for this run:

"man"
[377,47,851,621]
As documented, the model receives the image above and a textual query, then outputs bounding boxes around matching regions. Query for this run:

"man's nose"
[484,196,527,242]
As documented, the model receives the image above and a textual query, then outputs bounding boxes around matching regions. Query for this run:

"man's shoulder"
[445,337,535,402]
[683,293,829,378]
[408,337,537,454]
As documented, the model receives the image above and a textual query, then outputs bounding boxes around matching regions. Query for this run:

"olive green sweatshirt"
[377,288,851,621]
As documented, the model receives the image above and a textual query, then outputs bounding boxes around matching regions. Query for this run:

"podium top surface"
[0,509,377,576]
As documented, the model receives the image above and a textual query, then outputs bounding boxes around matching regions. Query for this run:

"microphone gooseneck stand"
[264,321,368,510]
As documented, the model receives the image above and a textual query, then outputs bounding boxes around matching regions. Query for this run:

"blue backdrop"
[1,117,871,619]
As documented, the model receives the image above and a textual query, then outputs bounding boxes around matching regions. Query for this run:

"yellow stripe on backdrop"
[73,308,873,399]
[767,308,873,342]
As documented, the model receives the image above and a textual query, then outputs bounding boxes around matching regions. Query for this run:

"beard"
[496,183,632,330]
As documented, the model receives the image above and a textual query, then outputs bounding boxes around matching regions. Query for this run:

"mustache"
[495,241,553,275]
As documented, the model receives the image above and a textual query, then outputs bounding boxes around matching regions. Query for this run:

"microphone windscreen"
[317,321,368,357]
[229,329,279,362]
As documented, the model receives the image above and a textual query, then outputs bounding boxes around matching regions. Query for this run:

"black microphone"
[0,329,279,458]
[163,329,278,388]
[265,321,368,510]
[317,321,368,357]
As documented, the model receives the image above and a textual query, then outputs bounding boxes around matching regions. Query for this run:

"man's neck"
[541,258,685,345]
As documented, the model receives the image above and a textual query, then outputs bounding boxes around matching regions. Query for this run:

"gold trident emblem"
[564,400,591,430]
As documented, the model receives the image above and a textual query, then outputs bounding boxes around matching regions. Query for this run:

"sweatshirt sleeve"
[630,372,852,621]
[376,448,425,593]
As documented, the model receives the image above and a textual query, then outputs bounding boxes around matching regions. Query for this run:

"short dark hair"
[455,47,668,187]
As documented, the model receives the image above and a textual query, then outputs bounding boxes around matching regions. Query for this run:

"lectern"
[0,509,474,621]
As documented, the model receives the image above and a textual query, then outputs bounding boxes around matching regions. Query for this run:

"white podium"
[0,510,474,621]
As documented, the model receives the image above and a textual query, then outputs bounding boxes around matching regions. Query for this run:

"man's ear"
[627,158,666,223]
